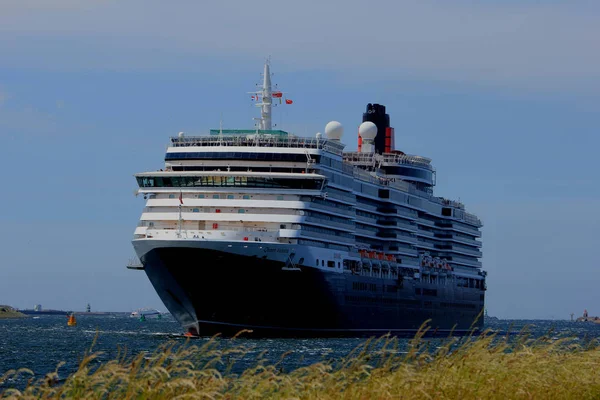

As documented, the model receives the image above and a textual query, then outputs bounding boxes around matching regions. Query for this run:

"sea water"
[1,315,599,392]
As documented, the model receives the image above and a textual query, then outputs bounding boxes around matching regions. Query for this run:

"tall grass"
[2,323,600,399]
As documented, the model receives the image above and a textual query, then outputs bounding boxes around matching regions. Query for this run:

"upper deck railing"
[343,151,433,170]
[169,134,346,156]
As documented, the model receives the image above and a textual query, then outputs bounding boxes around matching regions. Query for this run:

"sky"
[0,0,598,319]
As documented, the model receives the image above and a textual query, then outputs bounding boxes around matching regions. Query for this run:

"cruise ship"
[129,61,485,338]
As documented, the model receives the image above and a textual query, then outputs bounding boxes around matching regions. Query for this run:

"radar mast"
[249,58,285,131]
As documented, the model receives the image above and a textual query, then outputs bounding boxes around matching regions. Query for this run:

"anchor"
[281,252,301,271]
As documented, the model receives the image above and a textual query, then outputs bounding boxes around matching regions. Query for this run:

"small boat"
[130,308,161,319]
[67,313,77,326]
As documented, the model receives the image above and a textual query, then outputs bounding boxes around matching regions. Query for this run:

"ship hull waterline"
[135,241,484,338]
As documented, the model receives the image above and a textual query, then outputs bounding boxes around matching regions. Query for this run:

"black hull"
[141,246,484,338]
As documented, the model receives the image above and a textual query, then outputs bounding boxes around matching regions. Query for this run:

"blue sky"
[1,0,598,319]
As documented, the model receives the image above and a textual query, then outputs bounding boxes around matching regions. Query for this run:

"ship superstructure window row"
[171,166,311,173]
[137,176,323,190]
[165,152,319,162]
[153,193,301,201]
[143,206,303,216]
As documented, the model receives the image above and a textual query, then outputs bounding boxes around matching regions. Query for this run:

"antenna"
[219,113,223,145]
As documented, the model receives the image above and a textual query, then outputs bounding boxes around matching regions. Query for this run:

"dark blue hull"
[141,247,484,338]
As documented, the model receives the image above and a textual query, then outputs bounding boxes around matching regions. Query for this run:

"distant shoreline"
[0,305,27,319]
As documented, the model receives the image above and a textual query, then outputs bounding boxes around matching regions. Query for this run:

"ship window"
[327,261,335,268]
[243,195,250,199]
[316,259,319,266]
[322,260,324,267]
[169,194,175,199]
[378,189,390,199]
[298,258,304,264]
[280,224,286,229]
[192,208,199,213]
[238,209,245,213]
[198,194,205,198]
[277,195,284,200]
[213,194,219,199]
[227,195,234,199]
[442,208,452,217]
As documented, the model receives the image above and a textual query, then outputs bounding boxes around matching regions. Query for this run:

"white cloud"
[0,1,599,92]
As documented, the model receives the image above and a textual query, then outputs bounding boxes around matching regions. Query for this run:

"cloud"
[0,1,599,92]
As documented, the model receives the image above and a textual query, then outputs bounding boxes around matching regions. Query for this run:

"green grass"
[2,323,600,399]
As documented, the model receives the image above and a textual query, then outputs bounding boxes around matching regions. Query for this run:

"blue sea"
[1,315,600,392]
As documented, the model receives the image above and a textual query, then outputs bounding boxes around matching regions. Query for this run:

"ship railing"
[415,229,435,238]
[294,229,355,243]
[388,179,412,192]
[396,208,419,219]
[439,235,482,248]
[445,246,483,258]
[309,199,355,216]
[325,191,357,205]
[464,212,482,226]
[355,202,379,213]
[169,135,345,155]
[355,227,378,237]
[343,152,433,170]
[396,230,417,239]
[303,216,355,230]
[440,221,482,236]
[393,220,418,231]
[447,255,483,267]
[145,227,278,234]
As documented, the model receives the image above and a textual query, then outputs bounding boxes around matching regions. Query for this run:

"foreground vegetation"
[2,324,600,399]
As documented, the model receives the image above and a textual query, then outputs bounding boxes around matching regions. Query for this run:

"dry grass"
[2,323,600,399]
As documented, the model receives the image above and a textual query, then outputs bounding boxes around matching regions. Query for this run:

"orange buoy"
[67,313,77,326]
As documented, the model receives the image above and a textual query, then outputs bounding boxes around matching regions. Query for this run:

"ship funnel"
[359,103,394,154]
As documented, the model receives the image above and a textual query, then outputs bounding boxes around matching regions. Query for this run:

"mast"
[250,58,276,131]
[259,60,272,130]
[178,203,182,236]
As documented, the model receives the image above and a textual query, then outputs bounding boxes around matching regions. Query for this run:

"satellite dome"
[316,132,322,140]
[358,121,377,140]
[324,121,343,140]
[178,131,185,138]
